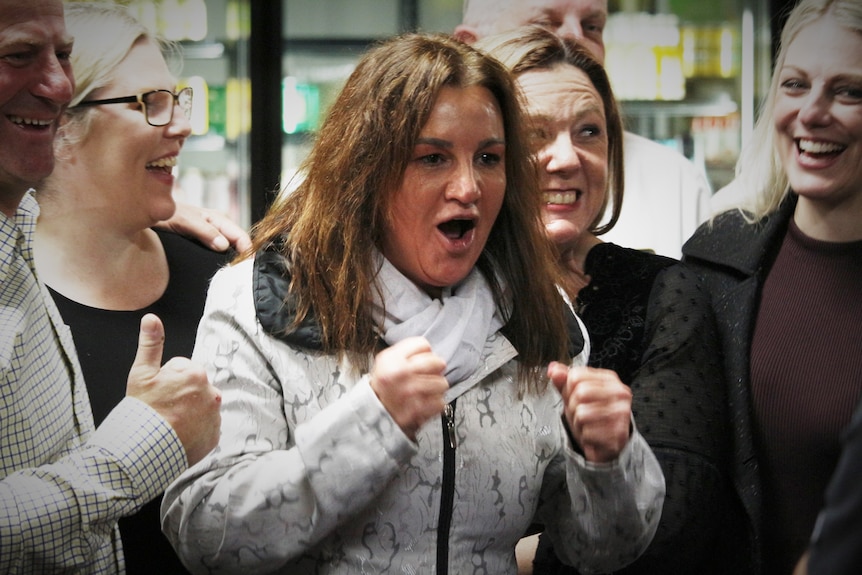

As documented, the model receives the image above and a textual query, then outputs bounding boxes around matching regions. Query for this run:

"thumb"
[129,313,165,385]
[547,361,570,395]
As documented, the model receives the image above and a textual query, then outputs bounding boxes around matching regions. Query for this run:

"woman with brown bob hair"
[162,32,663,575]
[476,25,734,575]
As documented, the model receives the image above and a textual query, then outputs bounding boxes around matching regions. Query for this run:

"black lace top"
[535,243,735,575]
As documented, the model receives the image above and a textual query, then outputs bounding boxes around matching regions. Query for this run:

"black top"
[49,229,230,575]
[534,243,734,575]
[807,397,862,575]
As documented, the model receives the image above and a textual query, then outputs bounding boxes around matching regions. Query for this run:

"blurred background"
[96,0,798,229]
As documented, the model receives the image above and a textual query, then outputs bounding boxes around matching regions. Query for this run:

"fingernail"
[214,236,229,251]
[141,317,160,336]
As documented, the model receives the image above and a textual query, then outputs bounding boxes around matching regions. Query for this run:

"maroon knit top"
[750,219,862,575]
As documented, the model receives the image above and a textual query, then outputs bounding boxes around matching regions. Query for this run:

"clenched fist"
[126,314,222,466]
[549,362,632,463]
[370,337,448,441]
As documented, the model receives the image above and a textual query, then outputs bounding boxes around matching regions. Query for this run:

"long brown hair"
[248,32,570,389]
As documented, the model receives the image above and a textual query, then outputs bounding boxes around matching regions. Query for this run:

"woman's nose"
[166,103,193,138]
[797,86,833,127]
[446,163,481,204]
[542,133,581,174]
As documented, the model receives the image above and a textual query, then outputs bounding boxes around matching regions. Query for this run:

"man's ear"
[453,25,480,45]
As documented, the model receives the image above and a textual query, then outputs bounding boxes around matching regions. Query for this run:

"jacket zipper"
[436,400,457,575]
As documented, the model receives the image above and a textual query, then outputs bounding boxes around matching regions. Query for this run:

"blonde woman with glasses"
[32,3,230,572]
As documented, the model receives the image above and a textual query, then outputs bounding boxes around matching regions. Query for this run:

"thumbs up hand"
[126,314,221,466]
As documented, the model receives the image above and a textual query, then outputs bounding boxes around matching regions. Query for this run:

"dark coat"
[681,194,798,574]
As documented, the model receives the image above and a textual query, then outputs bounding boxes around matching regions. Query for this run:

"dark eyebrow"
[780,65,862,83]
[416,137,452,148]
[415,137,505,148]
[479,137,505,148]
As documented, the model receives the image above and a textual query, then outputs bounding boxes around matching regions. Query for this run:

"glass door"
[606,0,773,193]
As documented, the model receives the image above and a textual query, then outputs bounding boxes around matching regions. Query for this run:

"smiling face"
[0,0,73,214]
[518,64,608,252]
[62,37,191,227]
[774,12,862,214]
[381,85,506,298]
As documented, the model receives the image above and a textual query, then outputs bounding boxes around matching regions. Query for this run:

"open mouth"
[146,156,178,175]
[544,191,581,205]
[438,218,476,240]
[798,138,845,158]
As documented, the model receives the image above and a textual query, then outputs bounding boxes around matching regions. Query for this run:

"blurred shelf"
[621,98,739,117]
[180,41,227,60]
[186,134,228,152]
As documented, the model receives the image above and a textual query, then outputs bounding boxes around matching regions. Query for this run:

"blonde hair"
[249,32,571,389]
[732,0,862,221]
[55,2,178,156]
[475,25,625,235]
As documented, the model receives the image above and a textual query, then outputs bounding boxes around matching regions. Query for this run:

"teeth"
[10,115,53,126]
[799,139,844,154]
[544,191,579,205]
[146,157,178,169]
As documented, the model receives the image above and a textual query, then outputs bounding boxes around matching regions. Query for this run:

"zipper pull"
[444,403,457,449]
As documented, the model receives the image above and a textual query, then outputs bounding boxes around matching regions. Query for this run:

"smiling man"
[0,1,222,571]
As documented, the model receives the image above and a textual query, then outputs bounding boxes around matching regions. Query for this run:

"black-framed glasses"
[73,87,193,127]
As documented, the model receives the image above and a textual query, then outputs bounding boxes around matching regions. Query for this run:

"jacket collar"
[253,244,325,350]
[253,243,583,357]
[682,194,797,277]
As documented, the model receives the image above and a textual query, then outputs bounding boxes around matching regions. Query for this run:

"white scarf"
[371,254,504,385]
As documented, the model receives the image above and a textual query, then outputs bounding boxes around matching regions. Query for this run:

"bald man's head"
[454,0,608,63]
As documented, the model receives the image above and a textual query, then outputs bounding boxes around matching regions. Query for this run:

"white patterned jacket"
[162,251,665,575]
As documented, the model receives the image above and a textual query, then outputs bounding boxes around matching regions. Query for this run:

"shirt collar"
[0,189,40,280]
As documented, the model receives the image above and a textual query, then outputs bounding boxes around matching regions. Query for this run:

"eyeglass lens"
[143,87,193,126]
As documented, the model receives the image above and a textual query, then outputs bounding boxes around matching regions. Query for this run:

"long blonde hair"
[733,0,862,221]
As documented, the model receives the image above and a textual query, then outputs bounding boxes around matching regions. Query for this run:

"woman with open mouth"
[161,31,664,575]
